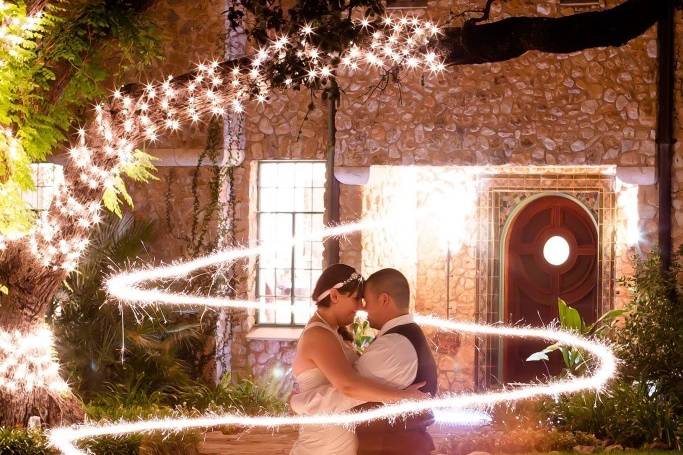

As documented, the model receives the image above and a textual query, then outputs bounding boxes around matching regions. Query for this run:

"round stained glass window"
[543,235,570,266]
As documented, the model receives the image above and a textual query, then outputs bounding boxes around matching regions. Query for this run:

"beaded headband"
[315,272,363,303]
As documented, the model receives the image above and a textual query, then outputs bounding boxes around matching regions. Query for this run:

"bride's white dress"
[290,321,359,455]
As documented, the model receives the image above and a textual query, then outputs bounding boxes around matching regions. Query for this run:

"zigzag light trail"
[106,219,380,310]
[48,218,618,455]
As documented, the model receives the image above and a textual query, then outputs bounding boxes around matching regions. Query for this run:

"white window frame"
[255,160,326,327]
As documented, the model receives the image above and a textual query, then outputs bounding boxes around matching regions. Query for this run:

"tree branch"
[435,0,668,65]
[467,0,496,25]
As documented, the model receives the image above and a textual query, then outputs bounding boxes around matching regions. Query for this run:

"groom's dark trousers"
[352,322,438,455]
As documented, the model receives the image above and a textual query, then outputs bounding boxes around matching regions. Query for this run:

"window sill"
[246,326,304,341]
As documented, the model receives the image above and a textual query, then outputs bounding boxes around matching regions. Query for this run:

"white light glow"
[543,235,570,266]
[616,179,640,246]
[0,325,69,393]
[433,408,492,426]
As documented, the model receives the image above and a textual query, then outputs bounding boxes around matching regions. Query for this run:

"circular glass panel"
[543,235,570,266]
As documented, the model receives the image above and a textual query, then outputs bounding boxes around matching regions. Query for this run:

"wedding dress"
[290,321,359,455]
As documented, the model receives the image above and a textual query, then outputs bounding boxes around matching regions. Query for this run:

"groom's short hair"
[366,268,410,309]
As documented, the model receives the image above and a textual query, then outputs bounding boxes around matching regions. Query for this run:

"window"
[257,161,326,326]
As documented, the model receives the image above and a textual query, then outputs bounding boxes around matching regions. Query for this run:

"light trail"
[49,317,616,455]
[48,218,617,454]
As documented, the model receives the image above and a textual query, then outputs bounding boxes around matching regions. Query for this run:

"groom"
[351,268,438,455]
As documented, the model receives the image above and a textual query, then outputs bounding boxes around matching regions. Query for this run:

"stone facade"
[124,0,680,392]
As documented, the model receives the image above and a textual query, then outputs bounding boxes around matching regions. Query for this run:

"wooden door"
[503,195,598,383]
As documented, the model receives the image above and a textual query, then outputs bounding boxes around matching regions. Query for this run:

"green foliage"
[52,213,208,402]
[615,249,683,397]
[180,374,288,416]
[0,1,158,234]
[0,427,53,455]
[527,298,624,375]
[103,149,158,217]
[0,179,35,235]
[82,397,199,455]
[542,380,682,449]
[536,250,683,449]
[0,423,197,455]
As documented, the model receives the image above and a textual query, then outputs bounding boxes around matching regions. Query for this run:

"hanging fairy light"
[0,325,68,394]
[0,14,447,274]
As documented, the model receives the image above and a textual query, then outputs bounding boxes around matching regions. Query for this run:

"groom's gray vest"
[352,322,437,455]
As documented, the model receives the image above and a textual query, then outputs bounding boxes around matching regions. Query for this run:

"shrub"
[615,250,683,398]
[533,249,683,449]
[0,427,53,455]
[179,374,288,416]
[81,399,199,455]
[542,380,681,448]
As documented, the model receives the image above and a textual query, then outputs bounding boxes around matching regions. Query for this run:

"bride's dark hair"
[312,264,364,308]
[312,264,363,342]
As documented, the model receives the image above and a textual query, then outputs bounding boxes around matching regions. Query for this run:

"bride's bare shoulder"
[299,325,338,348]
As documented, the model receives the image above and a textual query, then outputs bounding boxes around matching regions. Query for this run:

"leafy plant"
[83,397,199,455]
[615,249,683,398]
[0,1,159,234]
[180,374,287,416]
[527,298,624,375]
[51,213,208,402]
[542,379,681,448]
[102,149,159,217]
[536,250,683,449]
[0,427,53,455]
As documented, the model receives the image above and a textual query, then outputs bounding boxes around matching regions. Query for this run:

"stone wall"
[129,0,226,262]
[335,1,657,170]
[121,0,674,389]
[224,0,662,386]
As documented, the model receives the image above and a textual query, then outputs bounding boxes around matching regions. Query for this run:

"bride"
[289,264,427,455]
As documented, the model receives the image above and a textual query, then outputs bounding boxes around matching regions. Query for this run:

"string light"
[0,325,68,394]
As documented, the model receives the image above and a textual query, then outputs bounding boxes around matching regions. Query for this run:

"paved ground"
[197,424,459,454]
[198,427,299,455]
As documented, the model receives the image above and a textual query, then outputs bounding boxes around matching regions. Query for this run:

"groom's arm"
[289,334,418,414]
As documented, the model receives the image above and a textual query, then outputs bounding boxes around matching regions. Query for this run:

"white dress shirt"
[290,313,419,414]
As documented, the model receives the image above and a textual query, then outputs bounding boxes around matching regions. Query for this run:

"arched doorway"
[503,195,598,383]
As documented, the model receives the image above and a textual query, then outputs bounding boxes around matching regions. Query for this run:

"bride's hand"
[401,381,430,401]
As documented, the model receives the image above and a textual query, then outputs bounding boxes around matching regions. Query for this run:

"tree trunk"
[0,246,83,426]
[0,381,83,427]
[0,123,115,426]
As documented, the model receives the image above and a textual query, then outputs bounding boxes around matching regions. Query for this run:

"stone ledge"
[246,326,303,341]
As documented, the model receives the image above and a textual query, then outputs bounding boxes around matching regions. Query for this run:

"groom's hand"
[403,381,429,401]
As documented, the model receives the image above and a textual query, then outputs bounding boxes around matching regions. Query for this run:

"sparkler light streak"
[105,219,381,310]
[49,318,617,455]
[47,218,618,455]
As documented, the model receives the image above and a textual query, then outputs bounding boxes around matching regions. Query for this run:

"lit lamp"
[22,163,64,211]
